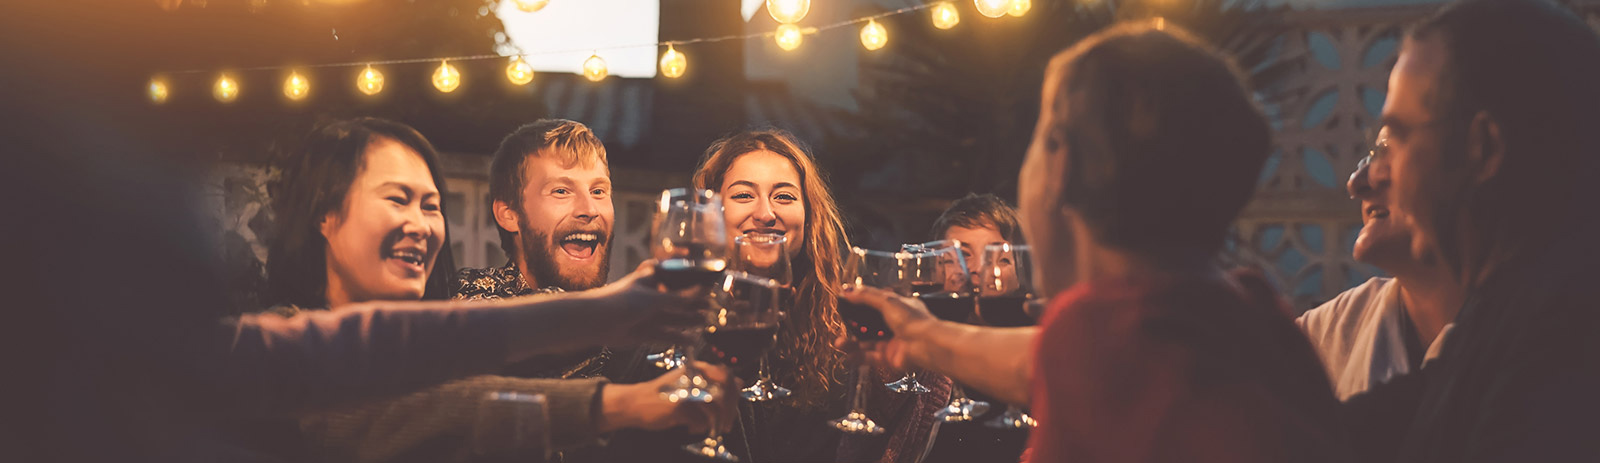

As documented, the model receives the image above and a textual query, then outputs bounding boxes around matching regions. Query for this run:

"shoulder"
[1296,277,1394,341]
[453,266,527,300]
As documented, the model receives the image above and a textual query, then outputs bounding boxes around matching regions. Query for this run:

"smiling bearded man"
[455,119,617,382]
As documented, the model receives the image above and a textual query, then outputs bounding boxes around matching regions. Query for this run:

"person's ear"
[493,199,521,233]
[1466,110,1505,185]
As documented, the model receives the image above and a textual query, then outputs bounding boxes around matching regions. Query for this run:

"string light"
[283,72,309,100]
[767,0,810,24]
[506,56,534,85]
[432,60,461,93]
[583,53,607,82]
[932,2,960,29]
[659,45,686,78]
[213,74,239,103]
[1008,0,1031,17]
[148,78,169,104]
[775,24,803,51]
[512,0,549,12]
[976,0,1011,18]
[357,65,384,95]
[860,20,887,51]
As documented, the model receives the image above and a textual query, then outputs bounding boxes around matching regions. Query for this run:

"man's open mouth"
[1364,205,1390,221]
[559,232,602,259]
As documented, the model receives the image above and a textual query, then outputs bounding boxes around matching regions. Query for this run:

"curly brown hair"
[693,129,849,410]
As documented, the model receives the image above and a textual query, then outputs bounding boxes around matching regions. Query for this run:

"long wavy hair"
[267,117,456,309]
[693,129,849,409]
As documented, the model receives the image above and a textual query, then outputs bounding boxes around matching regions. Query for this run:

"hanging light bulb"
[213,74,239,103]
[860,19,887,51]
[512,0,548,12]
[148,78,169,104]
[357,65,384,96]
[775,24,803,51]
[433,60,461,93]
[506,56,535,85]
[1008,0,1031,16]
[931,2,960,29]
[659,45,686,79]
[766,0,810,24]
[283,72,309,101]
[975,0,1011,18]
[582,53,608,82]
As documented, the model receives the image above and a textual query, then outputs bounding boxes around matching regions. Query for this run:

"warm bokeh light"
[976,0,1011,18]
[860,19,887,51]
[583,53,608,81]
[357,65,384,95]
[766,0,810,24]
[1008,0,1031,17]
[432,60,461,93]
[659,45,686,78]
[283,72,309,100]
[932,2,960,29]
[513,0,549,13]
[775,24,803,51]
[213,74,239,103]
[148,78,169,104]
[506,56,535,85]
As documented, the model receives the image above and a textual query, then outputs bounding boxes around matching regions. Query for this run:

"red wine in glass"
[704,325,779,380]
[977,294,1036,327]
[656,257,727,290]
[908,282,943,296]
[838,299,893,340]
[919,291,975,322]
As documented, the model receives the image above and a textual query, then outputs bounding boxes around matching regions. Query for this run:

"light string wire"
[163,3,940,75]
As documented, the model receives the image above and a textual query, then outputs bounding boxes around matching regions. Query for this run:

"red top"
[1025,270,1348,463]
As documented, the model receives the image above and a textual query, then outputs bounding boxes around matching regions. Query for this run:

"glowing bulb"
[357,65,384,96]
[659,45,686,79]
[283,72,309,100]
[976,0,1011,18]
[213,74,239,103]
[582,54,607,82]
[860,20,887,51]
[506,56,534,85]
[1008,0,1030,16]
[432,60,461,93]
[766,0,810,24]
[775,24,803,51]
[932,2,960,29]
[512,0,548,12]
[148,78,169,104]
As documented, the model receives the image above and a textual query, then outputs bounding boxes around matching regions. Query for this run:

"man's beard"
[518,226,612,291]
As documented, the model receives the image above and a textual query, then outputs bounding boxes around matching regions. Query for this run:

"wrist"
[596,383,636,433]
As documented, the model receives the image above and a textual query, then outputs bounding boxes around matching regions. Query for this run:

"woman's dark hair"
[266,117,456,308]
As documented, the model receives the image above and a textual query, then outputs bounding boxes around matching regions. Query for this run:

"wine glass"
[688,271,782,461]
[885,240,976,394]
[653,188,729,405]
[730,232,794,401]
[830,247,912,435]
[976,243,1039,429]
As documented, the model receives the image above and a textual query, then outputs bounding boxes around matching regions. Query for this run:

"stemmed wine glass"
[885,240,976,394]
[730,232,794,401]
[652,188,729,405]
[975,243,1039,429]
[689,271,783,461]
[830,247,912,435]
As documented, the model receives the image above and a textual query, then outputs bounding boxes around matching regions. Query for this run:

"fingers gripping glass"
[975,243,1039,429]
[652,188,728,406]
[730,233,794,402]
[830,247,914,435]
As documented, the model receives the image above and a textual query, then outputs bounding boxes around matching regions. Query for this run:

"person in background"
[266,118,733,462]
[1347,0,1600,460]
[839,23,1349,462]
[919,193,1030,463]
[1296,126,1464,402]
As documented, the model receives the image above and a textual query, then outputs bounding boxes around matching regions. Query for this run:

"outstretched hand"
[834,285,939,374]
[582,260,712,347]
[599,362,738,434]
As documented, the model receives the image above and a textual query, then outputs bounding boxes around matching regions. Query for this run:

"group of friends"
[18,0,1600,461]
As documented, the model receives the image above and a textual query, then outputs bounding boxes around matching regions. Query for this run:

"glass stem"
[852,364,871,413]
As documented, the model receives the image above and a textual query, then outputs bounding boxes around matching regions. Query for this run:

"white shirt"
[1296,277,1453,401]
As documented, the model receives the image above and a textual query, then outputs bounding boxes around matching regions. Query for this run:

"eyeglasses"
[1357,130,1390,171]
